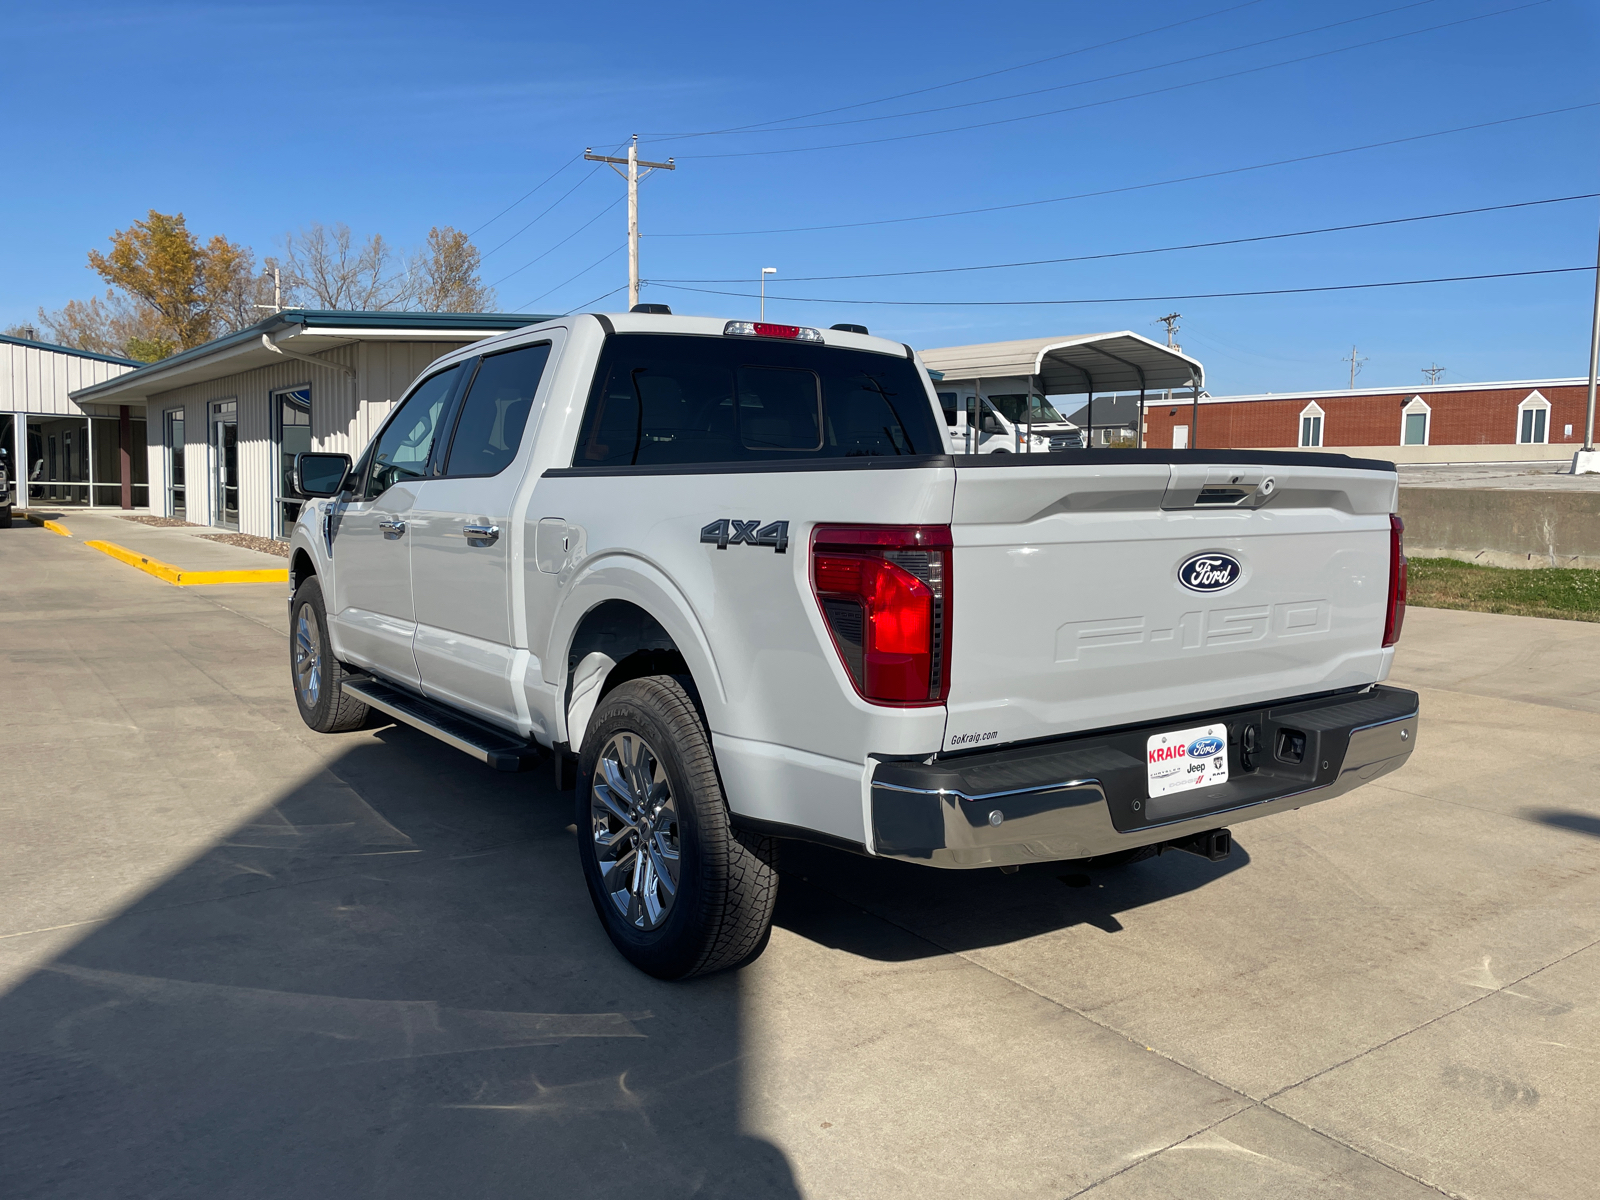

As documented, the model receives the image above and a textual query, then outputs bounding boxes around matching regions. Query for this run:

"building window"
[1299,402,1324,448]
[1401,396,1430,446]
[1517,391,1549,444]
[273,386,312,538]
[165,410,186,519]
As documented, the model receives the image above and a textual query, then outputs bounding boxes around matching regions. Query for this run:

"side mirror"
[295,452,352,498]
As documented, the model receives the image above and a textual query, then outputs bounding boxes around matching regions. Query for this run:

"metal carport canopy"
[918,331,1204,394]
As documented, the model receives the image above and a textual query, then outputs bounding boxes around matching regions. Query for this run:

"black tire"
[576,675,777,980]
[0,506,11,529]
[289,576,370,734]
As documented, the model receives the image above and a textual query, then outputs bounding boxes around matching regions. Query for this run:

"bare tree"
[415,226,496,312]
[36,289,180,362]
[281,222,409,310]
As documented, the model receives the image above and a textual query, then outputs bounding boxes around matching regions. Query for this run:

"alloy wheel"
[295,606,322,708]
[590,731,681,930]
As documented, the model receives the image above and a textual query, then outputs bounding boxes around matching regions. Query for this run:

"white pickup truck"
[288,310,1418,979]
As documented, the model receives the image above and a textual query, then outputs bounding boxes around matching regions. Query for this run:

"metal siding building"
[1,333,142,507]
[71,311,552,537]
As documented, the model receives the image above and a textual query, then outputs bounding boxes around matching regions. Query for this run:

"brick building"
[1142,378,1588,461]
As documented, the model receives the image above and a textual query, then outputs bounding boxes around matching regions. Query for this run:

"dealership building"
[69,309,549,537]
[1141,377,1591,462]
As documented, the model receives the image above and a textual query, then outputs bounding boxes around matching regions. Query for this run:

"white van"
[935,382,1083,453]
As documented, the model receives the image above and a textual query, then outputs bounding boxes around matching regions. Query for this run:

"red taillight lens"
[1383,513,1407,647]
[812,524,952,705]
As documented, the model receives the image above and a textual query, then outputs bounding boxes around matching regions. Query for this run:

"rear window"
[573,333,942,467]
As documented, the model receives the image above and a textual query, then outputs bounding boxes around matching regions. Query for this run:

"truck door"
[331,362,466,688]
[409,340,555,728]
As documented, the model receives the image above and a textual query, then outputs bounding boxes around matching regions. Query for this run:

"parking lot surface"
[2,520,1597,1199]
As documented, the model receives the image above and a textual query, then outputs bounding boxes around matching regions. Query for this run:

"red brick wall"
[1140,384,1588,448]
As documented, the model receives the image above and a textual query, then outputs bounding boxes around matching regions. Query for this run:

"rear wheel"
[576,675,777,979]
[289,576,369,733]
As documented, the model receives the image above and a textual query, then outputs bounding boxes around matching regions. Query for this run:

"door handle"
[462,523,500,543]
[378,519,405,536]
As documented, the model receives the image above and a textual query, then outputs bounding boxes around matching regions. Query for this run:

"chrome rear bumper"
[870,685,1418,867]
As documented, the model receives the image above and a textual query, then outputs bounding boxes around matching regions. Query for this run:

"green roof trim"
[0,331,143,367]
[69,308,558,403]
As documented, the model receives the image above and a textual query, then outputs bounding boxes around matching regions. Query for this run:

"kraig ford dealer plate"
[1147,723,1230,798]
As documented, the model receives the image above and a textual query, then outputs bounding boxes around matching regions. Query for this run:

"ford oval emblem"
[1178,551,1242,593]
[1188,736,1225,758]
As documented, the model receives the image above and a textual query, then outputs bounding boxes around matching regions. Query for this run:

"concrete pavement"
[1,519,1597,1199]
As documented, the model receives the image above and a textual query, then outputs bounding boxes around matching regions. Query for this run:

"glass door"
[212,401,238,530]
[165,411,186,519]
[274,387,311,538]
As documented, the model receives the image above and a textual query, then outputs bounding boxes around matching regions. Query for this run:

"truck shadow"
[1525,808,1600,840]
[0,722,799,1200]
[773,838,1250,959]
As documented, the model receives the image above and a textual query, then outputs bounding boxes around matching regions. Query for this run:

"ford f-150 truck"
[287,310,1418,979]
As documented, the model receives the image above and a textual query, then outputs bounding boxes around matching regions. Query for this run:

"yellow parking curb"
[22,512,72,536]
[83,540,288,586]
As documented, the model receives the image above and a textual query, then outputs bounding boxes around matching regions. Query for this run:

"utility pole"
[586,136,675,310]
[1578,209,1600,472]
[1422,363,1445,385]
[1156,312,1182,351]
[1342,345,1367,390]
[761,267,776,321]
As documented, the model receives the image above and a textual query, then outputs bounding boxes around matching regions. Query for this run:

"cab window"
[364,364,463,499]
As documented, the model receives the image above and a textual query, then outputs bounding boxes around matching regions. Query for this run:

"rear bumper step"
[342,677,543,772]
[870,684,1418,867]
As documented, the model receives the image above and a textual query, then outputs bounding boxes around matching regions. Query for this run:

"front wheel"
[576,675,777,979]
[289,576,370,733]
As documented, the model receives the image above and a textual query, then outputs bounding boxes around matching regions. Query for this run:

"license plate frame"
[1146,722,1230,799]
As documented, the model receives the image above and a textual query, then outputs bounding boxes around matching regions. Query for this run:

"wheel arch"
[548,557,726,751]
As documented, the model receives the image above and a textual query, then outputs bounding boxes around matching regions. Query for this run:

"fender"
[541,551,728,747]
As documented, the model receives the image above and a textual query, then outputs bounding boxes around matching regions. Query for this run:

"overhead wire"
[522,245,626,309]
[674,1,1552,159]
[668,0,1450,140]
[655,193,1600,284]
[653,101,1600,237]
[486,195,624,289]
[466,152,583,238]
[651,266,1594,308]
[646,0,1274,140]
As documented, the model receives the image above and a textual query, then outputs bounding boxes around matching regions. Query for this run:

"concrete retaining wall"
[1399,487,1600,570]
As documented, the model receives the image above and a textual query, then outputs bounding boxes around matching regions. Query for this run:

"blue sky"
[2,0,1596,395]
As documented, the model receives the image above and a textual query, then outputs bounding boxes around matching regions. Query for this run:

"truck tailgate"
[942,455,1399,753]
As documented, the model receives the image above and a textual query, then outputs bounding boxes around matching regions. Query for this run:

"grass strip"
[1409,556,1600,623]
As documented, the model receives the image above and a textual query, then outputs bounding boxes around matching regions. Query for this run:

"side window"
[365,364,463,499]
[443,343,553,476]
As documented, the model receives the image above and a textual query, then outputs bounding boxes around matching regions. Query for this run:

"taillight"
[1383,513,1407,647]
[811,524,952,705]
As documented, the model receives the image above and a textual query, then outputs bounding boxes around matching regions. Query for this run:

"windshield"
[986,393,1067,425]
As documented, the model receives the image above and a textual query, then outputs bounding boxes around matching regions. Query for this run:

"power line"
[522,245,626,309]
[653,101,1600,237]
[481,160,616,259]
[668,0,1449,141]
[655,193,1600,284]
[466,153,582,239]
[486,195,624,290]
[562,284,630,317]
[651,266,1594,308]
[646,0,1272,142]
[674,1,1551,159]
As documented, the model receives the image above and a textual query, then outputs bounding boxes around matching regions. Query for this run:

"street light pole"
[761,267,776,322]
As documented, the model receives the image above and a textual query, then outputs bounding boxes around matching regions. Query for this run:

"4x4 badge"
[701,519,789,554]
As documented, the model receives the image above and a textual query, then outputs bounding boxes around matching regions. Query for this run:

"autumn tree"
[415,226,496,312]
[86,210,256,351]
[34,289,178,362]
